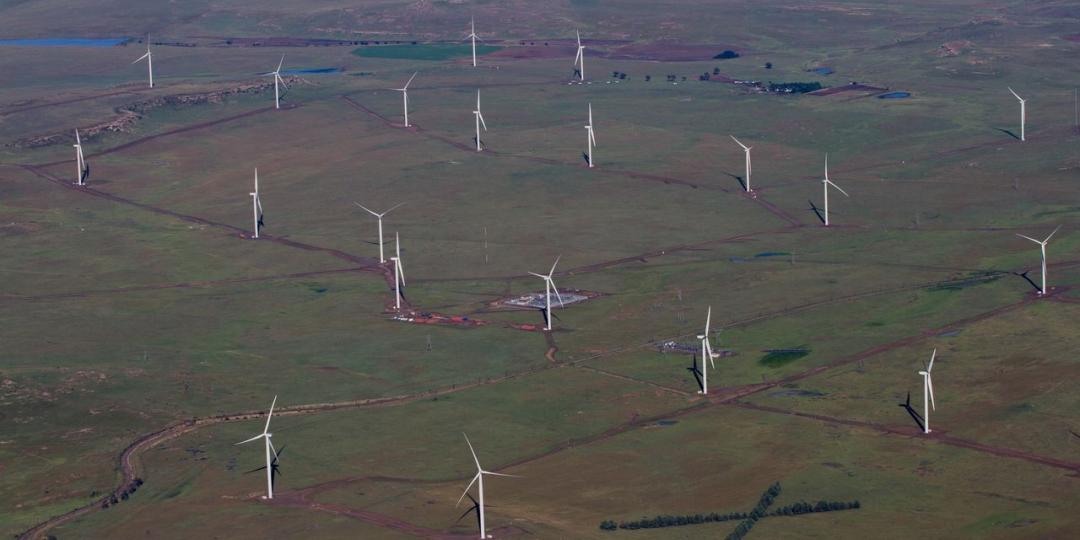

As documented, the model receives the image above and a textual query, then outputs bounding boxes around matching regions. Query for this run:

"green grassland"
[2,0,1080,538]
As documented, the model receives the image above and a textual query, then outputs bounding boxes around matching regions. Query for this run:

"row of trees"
[598,481,861,534]
[767,82,823,94]
[101,477,144,509]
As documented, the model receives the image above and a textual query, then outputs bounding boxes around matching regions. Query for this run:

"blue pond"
[755,251,791,258]
[810,67,834,75]
[280,67,342,75]
[0,38,127,47]
[879,91,911,99]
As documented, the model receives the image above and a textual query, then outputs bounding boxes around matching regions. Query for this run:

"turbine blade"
[133,52,150,63]
[354,202,379,216]
[548,255,561,277]
[483,471,520,478]
[1008,87,1022,101]
[551,282,565,307]
[236,433,264,445]
[463,433,482,471]
[404,72,418,89]
[263,395,277,434]
[928,349,936,372]
[705,306,711,335]
[1044,225,1062,243]
[927,376,936,411]
[456,473,481,507]
[828,180,850,197]
[1015,233,1041,244]
[478,111,487,131]
[384,202,405,214]
[730,135,747,150]
[576,30,582,47]
[527,272,546,279]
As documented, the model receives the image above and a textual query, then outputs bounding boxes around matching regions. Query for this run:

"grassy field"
[2,0,1080,538]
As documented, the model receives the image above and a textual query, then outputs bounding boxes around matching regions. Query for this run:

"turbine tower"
[390,232,406,310]
[1016,226,1061,295]
[585,103,597,168]
[466,17,480,67]
[696,306,719,394]
[73,129,88,186]
[236,395,279,499]
[730,135,752,192]
[1008,87,1026,142]
[822,153,849,227]
[473,90,488,151]
[395,72,418,127]
[458,434,516,539]
[573,30,586,81]
[266,55,289,109]
[250,168,264,239]
[528,256,564,331]
[918,350,937,434]
[132,39,154,88]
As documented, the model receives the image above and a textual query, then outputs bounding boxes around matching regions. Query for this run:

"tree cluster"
[714,50,740,59]
[606,511,749,530]
[766,82,823,94]
[610,71,628,80]
[724,482,781,540]
[101,477,144,509]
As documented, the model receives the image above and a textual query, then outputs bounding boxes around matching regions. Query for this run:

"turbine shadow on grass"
[1013,270,1042,293]
[582,152,591,166]
[808,200,826,225]
[898,392,925,432]
[995,128,1020,141]
[687,355,704,392]
[721,170,746,191]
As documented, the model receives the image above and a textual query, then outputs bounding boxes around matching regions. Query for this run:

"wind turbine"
[457,434,516,539]
[73,129,88,186]
[1008,87,1026,141]
[236,395,279,499]
[573,30,585,81]
[265,55,289,109]
[132,39,153,88]
[730,135,752,192]
[528,256,564,331]
[395,72,418,127]
[473,90,488,152]
[821,153,849,227]
[917,350,937,434]
[585,103,597,168]
[356,201,403,262]
[1016,226,1061,295]
[389,232,406,310]
[466,17,480,67]
[696,306,720,394]
[250,168,264,239]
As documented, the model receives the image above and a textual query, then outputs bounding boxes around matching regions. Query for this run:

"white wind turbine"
[696,306,720,394]
[265,55,289,109]
[528,256,564,331]
[250,168,264,239]
[133,39,154,87]
[457,433,516,539]
[918,350,936,434]
[573,30,586,81]
[730,135,752,192]
[1016,226,1061,295]
[1008,87,1026,142]
[821,153,849,227]
[395,72,418,127]
[236,395,279,499]
[473,90,488,152]
[389,232,406,310]
[73,129,88,186]
[354,202,404,263]
[466,17,480,67]
[585,103,597,168]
